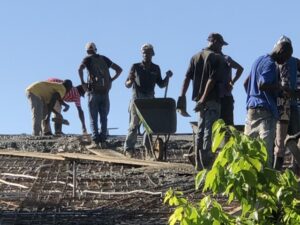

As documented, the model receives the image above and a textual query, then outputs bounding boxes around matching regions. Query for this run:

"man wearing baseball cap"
[123,43,173,157]
[177,33,227,170]
[78,42,122,149]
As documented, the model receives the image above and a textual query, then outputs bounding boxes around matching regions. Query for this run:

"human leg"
[220,96,234,125]
[196,101,221,170]
[258,110,277,167]
[124,100,140,152]
[99,93,109,142]
[88,93,100,143]
[53,101,63,135]
[274,120,289,170]
[26,92,43,136]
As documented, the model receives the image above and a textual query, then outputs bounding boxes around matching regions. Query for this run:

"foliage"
[164,119,300,224]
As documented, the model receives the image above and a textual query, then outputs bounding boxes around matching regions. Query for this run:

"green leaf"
[212,131,225,153]
[195,169,207,190]
[203,168,218,192]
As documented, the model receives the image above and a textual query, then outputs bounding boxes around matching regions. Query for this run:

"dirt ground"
[0,134,200,225]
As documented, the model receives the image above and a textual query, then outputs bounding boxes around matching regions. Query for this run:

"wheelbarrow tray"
[134,98,177,134]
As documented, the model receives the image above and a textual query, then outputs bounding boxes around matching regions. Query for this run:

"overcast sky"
[1,0,299,135]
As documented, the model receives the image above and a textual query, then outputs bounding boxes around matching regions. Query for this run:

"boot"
[54,123,63,135]
[273,156,284,171]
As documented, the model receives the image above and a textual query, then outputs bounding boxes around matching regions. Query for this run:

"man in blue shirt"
[244,41,293,167]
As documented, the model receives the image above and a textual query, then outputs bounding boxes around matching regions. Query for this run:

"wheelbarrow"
[134,98,177,161]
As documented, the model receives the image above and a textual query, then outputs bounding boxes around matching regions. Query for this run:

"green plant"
[164,119,300,225]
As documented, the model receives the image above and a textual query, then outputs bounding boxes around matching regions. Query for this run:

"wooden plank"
[58,152,156,167]
[0,150,65,161]
[87,149,192,168]
[88,149,126,158]
[59,152,189,168]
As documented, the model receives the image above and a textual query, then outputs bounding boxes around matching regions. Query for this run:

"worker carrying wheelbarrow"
[123,43,173,157]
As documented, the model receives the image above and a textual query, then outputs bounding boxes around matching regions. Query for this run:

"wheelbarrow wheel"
[154,137,164,161]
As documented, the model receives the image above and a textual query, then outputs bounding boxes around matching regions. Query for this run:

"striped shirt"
[47,78,81,107]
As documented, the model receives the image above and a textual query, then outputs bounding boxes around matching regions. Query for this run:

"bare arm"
[244,75,250,93]
[180,76,191,96]
[78,63,86,85]
[227,57,244,85]
[199,78,215,103]
[76,106,87,133]
[110,63,123,81]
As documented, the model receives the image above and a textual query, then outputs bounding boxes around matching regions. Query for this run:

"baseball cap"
[207,33,228,46]
[141,43,155,56]
[85,42,97,51]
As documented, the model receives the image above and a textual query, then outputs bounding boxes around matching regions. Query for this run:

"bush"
[164,119,300,225]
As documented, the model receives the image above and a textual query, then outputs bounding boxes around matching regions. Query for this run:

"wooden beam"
[0,151,65,161]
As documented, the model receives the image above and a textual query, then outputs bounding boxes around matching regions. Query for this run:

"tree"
[164,119,300,225]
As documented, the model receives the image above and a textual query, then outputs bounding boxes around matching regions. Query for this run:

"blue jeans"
[88,92,110,143]
[196,100,221,168]
[244,108,277,167]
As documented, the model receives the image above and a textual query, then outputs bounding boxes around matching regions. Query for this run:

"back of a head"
[272,41,293,64]
[63,79,73,91]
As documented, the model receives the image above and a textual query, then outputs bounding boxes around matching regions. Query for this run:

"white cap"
[85,42,97,52]
[274,35,292,48]
[141,43,155,56]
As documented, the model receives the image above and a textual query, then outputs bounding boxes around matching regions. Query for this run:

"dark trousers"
[88,92,110,143]
[220,95,234,125]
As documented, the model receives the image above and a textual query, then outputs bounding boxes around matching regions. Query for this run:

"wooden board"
[0,150,65,161]
[58,152,160,167]
[88,149,126,158]
[87,149,191,168]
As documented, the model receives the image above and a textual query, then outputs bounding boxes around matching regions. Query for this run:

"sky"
[1,0,300,135]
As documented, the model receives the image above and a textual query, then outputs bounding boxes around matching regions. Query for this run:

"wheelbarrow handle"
[164,70,173,98]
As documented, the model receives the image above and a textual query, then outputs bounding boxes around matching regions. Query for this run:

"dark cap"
[207,33,228,46]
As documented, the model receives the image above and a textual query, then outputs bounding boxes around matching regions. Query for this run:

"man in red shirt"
[48,78,87,135]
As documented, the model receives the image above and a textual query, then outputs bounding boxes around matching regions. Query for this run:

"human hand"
[63,104,70,112]
[194,100,206,116]
[166,70,173,78]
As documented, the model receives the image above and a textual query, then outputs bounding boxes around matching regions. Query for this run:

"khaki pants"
[26,91,50,135]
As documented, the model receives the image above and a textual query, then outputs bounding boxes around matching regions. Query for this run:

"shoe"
[99,141,107,149]
[55,132,65,136]
[43,132,53,136]
[87,141,100,149]
[123,149,134,158]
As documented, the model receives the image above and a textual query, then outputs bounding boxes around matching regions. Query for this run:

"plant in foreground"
[164,119,300,225]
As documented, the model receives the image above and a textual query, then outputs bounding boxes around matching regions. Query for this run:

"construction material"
[0,151,65,161]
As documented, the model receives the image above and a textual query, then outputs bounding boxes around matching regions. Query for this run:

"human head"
[62,79,73,92]
[207,33,228,53]
[141,43,155,63]
[76,84,86,97]
[271,41,293,65]
[85,42,97,54]
[274,35,292,49]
